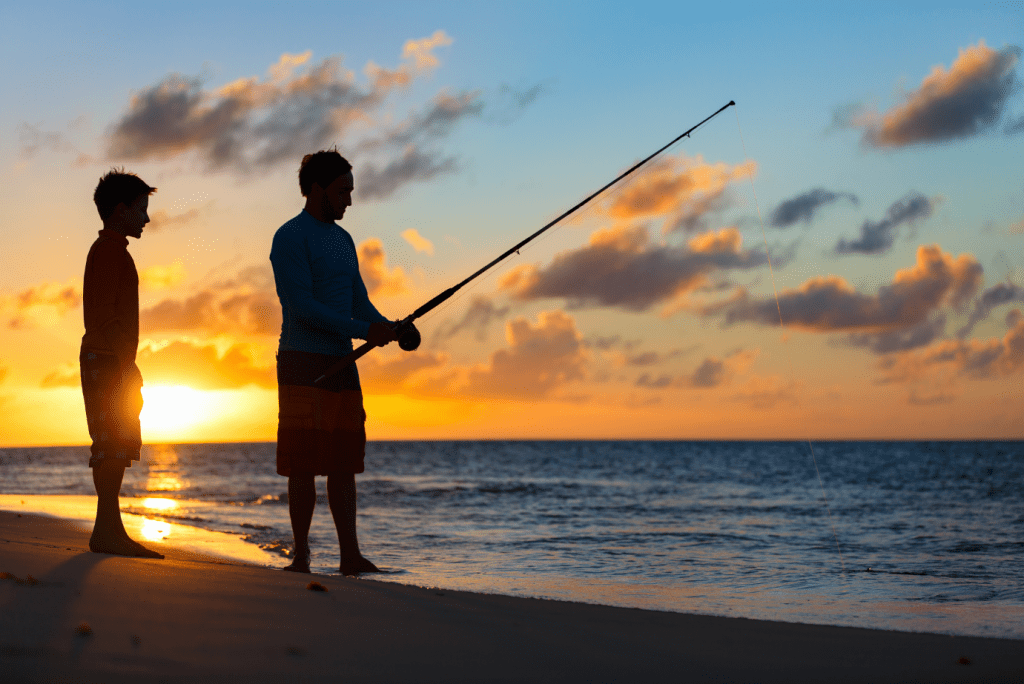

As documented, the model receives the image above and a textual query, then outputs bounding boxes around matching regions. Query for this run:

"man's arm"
[270,230,373,340]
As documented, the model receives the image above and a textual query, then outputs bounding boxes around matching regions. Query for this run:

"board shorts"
[276,349,367,477]
[80,349,143,468]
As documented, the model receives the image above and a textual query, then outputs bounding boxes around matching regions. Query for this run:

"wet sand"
[1,510,1021,683]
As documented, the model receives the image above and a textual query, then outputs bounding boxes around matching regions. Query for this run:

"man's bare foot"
[89,530,164,559]
[283,545,310,573]
[338,555,380,576]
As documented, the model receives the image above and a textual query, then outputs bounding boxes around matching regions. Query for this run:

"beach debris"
[958,656,972,665]
[285,645,307,656]
[0,572,39,586]
[306,581,328,592]
[75,622,93,637]
[131,635,142,647]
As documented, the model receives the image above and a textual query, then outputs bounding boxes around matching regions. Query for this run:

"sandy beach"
[1,511,1021,683]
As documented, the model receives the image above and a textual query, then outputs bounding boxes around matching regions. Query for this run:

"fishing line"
[734,107,846,573]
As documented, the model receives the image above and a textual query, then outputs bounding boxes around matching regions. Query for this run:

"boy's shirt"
[81,229,139,364]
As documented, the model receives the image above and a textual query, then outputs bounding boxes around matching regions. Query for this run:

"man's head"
[93,168,156,239]
[299,148,354,222]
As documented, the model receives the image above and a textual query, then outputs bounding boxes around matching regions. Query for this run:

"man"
[81,168,162,559]
[270,148,398,575]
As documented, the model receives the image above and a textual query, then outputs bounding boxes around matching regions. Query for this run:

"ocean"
[1,440,1021,639]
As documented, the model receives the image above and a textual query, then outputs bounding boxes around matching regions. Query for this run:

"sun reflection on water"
[142,497,178,511]
[145,444,187,493]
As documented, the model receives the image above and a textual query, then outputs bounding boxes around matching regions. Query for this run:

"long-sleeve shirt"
[269,210,390,356]
[81,229,139,364]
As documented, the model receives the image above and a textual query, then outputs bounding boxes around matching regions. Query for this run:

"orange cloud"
[604,154,756,233]
[140,265,280,336]
[358,239,409,297]
[413,310,589,400]
[726,245,982,332]
[877,311,1024,385]
[137,340,274,390]
[359,350,448,393]
[855,41,1021,147]
[3,278,81,329]
[139,261,187,290]
[401,228,434,255]
[501,225,769,313]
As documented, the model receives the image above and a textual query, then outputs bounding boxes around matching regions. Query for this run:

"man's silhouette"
[270,149,398,575]
[80,168,162,558]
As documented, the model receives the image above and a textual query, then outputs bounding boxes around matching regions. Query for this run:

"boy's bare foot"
[338,555,380,576]
[283,545,310,573]
[89,529,164,559]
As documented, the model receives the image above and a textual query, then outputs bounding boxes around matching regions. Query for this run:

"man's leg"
[89,459,163,558]
[327,472,380,575]
[283,474,315,572]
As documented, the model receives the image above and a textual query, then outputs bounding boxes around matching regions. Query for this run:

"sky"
[1,1,1022,445]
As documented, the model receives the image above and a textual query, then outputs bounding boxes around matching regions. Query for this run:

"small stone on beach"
[306,581,328,592]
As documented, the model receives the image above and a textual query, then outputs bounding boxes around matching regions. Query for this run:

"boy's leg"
[90,459,163,558]
[327,472,379,575]
[283,474,315,572]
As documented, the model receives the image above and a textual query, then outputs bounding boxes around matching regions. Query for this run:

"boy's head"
[93,168,157,222]
[298,148,352,198]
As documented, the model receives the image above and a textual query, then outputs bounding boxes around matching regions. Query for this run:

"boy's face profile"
[109,195,150,239]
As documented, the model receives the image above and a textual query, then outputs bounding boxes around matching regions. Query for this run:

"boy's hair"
[93,168,157,221]
[298,147,352,197]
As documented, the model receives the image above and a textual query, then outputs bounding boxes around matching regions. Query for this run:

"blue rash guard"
[270,210,391,357]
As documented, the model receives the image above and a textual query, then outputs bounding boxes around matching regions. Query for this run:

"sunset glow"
[0,4,1021,446]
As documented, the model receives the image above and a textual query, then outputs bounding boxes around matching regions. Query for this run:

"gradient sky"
[1,1,1022,445]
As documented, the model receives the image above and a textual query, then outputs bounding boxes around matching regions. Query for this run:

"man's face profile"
[320,171,354,222]
[111,195,150,239]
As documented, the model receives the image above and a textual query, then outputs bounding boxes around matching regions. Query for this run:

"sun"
[140,385,219,440]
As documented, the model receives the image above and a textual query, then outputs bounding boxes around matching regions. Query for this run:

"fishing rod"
[314,100,736,385]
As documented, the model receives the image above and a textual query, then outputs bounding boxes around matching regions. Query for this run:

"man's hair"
[298,147,352,197]
[93,168,157,221]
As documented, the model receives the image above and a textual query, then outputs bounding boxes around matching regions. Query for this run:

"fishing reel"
[397,323,421,351]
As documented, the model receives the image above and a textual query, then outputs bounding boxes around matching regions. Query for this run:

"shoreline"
[2,511,1022,683]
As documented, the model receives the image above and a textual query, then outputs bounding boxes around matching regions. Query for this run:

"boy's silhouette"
[80,168,162,558]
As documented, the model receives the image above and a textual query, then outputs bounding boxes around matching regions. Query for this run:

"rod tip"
[728,100,736,106]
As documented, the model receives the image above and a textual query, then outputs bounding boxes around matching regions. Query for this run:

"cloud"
[835,192,936,255]
[358,239,409,297]
[854,41,1022,147]
[145,206,203,232]
[3,278,82,329]
[956,280,1024,337]
[847,315,947,353]
[140,265,280,336]
[635,348,757,389]
[416,310,588,400]
[136,340,275,389]
[101,35,491,200]
[1010,218,1024,234]
[602,154,756,233]
[355,146,459,201]
[402,30,453,70]
[358,350,448,393]
[500,225,770,314]
[877,311,1024,385]
[434,296,510,342]
[769,188,859,228]
[401,228,434,255]
[40,363,80,388]
[139,261,187,291]
[726,245,982,332]
[1006,114,1024,135]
